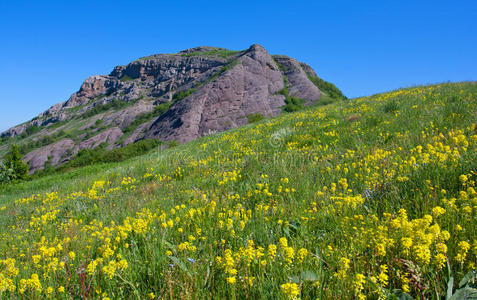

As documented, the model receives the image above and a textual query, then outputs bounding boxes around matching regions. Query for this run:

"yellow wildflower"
[280,282,300,299]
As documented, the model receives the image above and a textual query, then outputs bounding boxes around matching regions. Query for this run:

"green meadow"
[1,82,477,299]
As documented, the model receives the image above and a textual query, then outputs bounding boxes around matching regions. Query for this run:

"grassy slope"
[0,82,476,299]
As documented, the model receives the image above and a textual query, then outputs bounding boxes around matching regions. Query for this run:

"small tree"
[4,144,29,180]
[0,160,16,184]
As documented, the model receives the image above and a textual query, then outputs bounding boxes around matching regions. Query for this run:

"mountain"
[0,44,345,173]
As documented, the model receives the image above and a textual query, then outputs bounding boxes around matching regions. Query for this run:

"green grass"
[275,77,306,112]
[82,99,130,118]
[181,49,242,58]
[171,89,196,104]
[0,82,476,299]
[18,134,60,155]
[120,75,135,82]
[307,75,347,99]
[247,113,265,123]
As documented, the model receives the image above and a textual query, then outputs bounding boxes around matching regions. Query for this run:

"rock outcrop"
[273,55,322,104]
[1,44,344,172]
[145,44,289,142]
[23,139,75,171]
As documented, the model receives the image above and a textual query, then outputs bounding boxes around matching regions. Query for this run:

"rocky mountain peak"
[0,44,345,173]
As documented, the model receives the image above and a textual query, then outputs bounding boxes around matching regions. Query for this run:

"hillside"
[0,44,345,174]
[0,82,476,299]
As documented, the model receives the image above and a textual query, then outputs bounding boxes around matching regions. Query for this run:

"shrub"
[0,135,11,144]
[168,140,179,148]
[120,75,135,82]
[247,113,265,123]
[3,144,29,181]
[154,102,171,116]
[276,77,306,113]
[172,89,196,103]
[284,97,305,112]
[0,161,16,184]
[383,100,399,113]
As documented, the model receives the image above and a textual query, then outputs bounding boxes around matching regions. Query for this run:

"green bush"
[172,89,196,103]
[0,161,16,184]
[153,102,171,116]
[168,140,179,148]
[2,144,29,182]
[247,113,265,123]
[383,100,399,113]
[120,75,135,82]
[277,85,306,112]
[0,135,11,144]
[284,96,306,112]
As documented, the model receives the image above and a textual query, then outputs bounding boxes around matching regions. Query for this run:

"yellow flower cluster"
[280,282,300,299]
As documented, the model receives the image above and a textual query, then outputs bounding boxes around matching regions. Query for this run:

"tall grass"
[0,82,476,299]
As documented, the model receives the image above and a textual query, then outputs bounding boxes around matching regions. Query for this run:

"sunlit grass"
[0,82,476,299]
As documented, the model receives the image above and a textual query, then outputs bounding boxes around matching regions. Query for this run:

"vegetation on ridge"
[180,49,242,58]
[0,82,476,299]
[276,76,306,113]
[307,75,347,100]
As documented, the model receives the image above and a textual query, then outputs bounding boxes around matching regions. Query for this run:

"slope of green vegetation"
[0,82,476,299]
[82,99,130,118]
[308,75,347,100]
[171,89,196,104]
[180,49,242,58]
[36,139,161,177]
[122,103,171,136]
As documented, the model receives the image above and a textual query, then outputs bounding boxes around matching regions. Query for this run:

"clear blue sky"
[1,0,476,132]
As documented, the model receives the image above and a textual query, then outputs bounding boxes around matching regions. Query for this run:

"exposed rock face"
[273,55,322,105]
[76,127,123,152]
[65,75,121,108]
[23,139,75,171]
[145,44,287,142]
[1,43,343,172]
[102,100,155,130]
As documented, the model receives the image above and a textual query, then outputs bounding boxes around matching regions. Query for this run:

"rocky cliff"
[1,44,344,172]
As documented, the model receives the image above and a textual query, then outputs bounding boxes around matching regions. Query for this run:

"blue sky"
[1,0,476,132]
